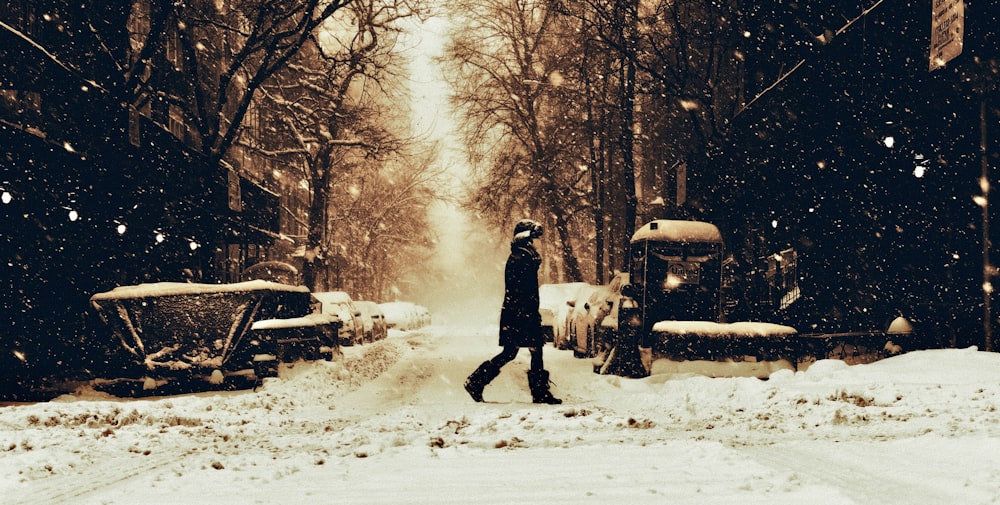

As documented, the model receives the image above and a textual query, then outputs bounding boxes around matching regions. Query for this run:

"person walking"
[464,219,562,404]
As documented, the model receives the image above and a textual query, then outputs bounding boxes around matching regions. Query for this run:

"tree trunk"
[303,147,331,292]
[554,212,583,282]
[616,0,639,267]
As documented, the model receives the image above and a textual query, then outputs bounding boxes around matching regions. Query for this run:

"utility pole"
[982,99,993,352]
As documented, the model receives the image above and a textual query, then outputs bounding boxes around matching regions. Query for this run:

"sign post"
[676,162,686,206]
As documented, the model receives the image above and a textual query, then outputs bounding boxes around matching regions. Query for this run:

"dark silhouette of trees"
[127,0,357,166]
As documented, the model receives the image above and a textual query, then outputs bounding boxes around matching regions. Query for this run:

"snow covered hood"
[251,313,340,330]
[539,282,590,311]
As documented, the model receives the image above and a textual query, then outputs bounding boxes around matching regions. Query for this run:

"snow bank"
[651,320,798,336]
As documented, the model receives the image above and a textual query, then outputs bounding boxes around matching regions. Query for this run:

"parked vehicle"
[599,219,917,378]
[380,301,415,330]
[539,282,589,343]
[563,284,599,355]
[415,305,432,327]
[249,312,341,377]
[313,291,365,346]
[553,284,596,350]
[88,280,340,387]
[241,261,301,286]
[355,300,388,342]
[570,274,628,359]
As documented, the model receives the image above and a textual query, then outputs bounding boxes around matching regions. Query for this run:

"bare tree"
[250,0,430,291]
[356,144,447,299]
[443,0,588,282]
[126,0,357,167]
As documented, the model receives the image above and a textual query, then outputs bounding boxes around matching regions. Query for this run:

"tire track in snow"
[738,443,975,504]
[8,451,183,505]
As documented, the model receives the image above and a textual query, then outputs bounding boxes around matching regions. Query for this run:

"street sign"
[929,0,964,71]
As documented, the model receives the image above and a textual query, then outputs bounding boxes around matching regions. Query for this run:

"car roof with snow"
[630,220,723,244]
[90,280,309,300]
[539,282,590,310]
[355,300,383,314]
[312,291,354,304]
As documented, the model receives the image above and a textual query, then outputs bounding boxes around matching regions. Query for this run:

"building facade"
[0,1,283,388]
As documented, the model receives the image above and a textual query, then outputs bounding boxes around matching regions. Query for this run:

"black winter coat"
[498,238,543,348]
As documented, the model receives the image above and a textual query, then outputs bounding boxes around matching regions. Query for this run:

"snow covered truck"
[89,280,341,390]
[598,220,916,378]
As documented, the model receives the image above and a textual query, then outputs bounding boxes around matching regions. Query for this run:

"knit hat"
[513,219,543,240]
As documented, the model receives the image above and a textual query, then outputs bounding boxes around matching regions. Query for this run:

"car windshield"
[633,242,721,289]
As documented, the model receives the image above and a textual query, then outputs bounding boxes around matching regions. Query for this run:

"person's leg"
[528,346,543,371]
[490,345,520,368]
[465,346,518,402]
[526,346,561,404]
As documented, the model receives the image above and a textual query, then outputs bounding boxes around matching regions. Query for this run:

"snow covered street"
[3,324,1000,504]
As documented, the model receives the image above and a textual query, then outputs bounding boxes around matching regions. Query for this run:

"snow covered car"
[355,300,388,342]
[249,312,341,377]
[241,261,301,285]
[380,301,420,330]
[415,305,432,327]
[89,280,340,387]
[570,274,627,359]
[313,291,365,346]
[539,282,589,342]
[563,284,600,354]
[553,284,596,350]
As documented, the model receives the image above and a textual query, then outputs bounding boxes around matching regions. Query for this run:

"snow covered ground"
[2,323,1000,504]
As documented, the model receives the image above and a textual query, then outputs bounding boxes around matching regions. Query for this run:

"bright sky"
[400,13,509,325]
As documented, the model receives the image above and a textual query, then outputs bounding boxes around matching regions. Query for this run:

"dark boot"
[464,361,501,402]
[527,369,562,404]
